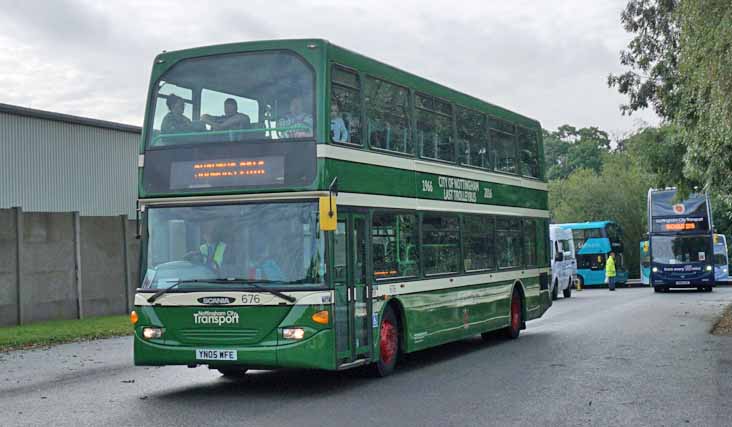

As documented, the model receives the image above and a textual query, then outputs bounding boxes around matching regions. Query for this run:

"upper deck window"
[518,127,540,178]
[488,117,517,174]
[365,77,412,154]
[330,66,361,145]
[457,107,489,170]
[417,94,453,162]
[147,51,314,148]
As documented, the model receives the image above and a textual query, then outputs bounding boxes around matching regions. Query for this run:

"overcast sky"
[0,0,658,137]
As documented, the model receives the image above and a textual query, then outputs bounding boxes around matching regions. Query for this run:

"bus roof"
[555,221,614,230]
[152,38,540,129]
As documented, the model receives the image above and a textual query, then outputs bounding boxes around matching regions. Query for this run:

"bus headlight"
[142,327,163,340]
[283,328,305,340]
[652,267,658,273]
[706,265,713,272]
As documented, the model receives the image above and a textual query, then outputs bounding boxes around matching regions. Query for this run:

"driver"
[201,98,251,131]
[199,222,227,273]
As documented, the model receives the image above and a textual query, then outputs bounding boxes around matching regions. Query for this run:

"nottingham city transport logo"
[193,310,239,325]
[673,203,686,214]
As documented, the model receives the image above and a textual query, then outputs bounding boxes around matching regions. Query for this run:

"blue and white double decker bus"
[714,234,729,284]
[556,221,628,288]
[648,188,715,292]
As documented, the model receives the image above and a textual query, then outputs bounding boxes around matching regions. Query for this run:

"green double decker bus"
[132,39,551,377]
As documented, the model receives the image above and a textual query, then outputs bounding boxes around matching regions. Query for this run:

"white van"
[549,225,578,299]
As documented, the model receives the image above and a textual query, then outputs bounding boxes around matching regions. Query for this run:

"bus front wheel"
[551,281,559,300]
[370,306,399,377]
[504,290,522,339]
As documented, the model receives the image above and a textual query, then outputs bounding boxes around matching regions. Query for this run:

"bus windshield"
[142,202,325,289]
[651,235,710,264]
[147,51,314,147]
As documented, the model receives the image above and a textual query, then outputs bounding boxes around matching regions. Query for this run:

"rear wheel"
[654,286,661,293]
[217,367,248,378]
[551,281,559,300]
[370,306,399,377]
[563,280,572,298]
[577,276,585,290]
[504,289,522,339]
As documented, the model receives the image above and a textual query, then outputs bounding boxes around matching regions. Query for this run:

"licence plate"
[195,349,237,361]
[676,281,690,285]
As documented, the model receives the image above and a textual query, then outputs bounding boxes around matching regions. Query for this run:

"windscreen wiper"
[146,278,298,304]
[147,279,209,303]
[206,278,297,303]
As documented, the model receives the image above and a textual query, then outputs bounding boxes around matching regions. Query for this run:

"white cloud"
[0,0,659,134]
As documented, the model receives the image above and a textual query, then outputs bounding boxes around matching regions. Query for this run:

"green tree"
[543,125,611,180]
[610,0,732,200]
[623,125,690,188]
[676,0,732,198]
[607,0,680,118]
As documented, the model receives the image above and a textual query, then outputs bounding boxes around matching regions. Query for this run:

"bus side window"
[331,65,361,145]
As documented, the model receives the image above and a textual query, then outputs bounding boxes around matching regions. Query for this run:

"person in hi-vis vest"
[199,223,227,273]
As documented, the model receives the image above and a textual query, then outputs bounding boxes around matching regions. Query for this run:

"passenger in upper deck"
[278,96,313,138]
[330,99,350,143]
[160,94,194,133]
[201,98,251,131]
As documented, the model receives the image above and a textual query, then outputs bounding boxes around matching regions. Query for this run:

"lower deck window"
[372,212,418,279]
[422,214,460,275]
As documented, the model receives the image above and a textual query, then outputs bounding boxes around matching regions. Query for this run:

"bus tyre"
[654,287,661,293]
[551,281,559,300]
[504,290,522,339]
[371,307,399,377]
[217,367,248,378]
[563,281,572,298]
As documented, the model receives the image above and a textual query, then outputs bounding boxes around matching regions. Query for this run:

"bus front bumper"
[134,329,335,370]
[652,279,715,288]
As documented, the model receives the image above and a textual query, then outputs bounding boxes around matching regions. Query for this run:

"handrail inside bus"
[150,125,311,146]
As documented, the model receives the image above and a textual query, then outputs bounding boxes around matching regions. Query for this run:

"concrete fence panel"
[0,208,19,326]
[79,216,129,318]
[21,212,77,323]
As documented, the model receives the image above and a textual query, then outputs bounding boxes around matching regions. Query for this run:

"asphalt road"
[3,287,732,427]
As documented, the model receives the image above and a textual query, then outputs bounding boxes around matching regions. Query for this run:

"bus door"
[333,213,372,366]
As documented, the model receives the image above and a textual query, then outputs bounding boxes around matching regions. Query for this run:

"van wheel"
[563,280,572,298]
[370,306,399,377]
[551,281,559,300]
[504,290,522,339]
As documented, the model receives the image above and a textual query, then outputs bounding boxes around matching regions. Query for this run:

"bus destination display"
[652,216,709,232]
[170,156,285,189]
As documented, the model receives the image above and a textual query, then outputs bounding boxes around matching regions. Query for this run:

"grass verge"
[0,315,133,352]
[712,304,732,336]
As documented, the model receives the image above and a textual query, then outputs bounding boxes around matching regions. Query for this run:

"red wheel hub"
[511,294,521,331]
[380,319,397,364]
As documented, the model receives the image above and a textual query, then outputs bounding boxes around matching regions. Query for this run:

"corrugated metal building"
[0,103,140,217]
